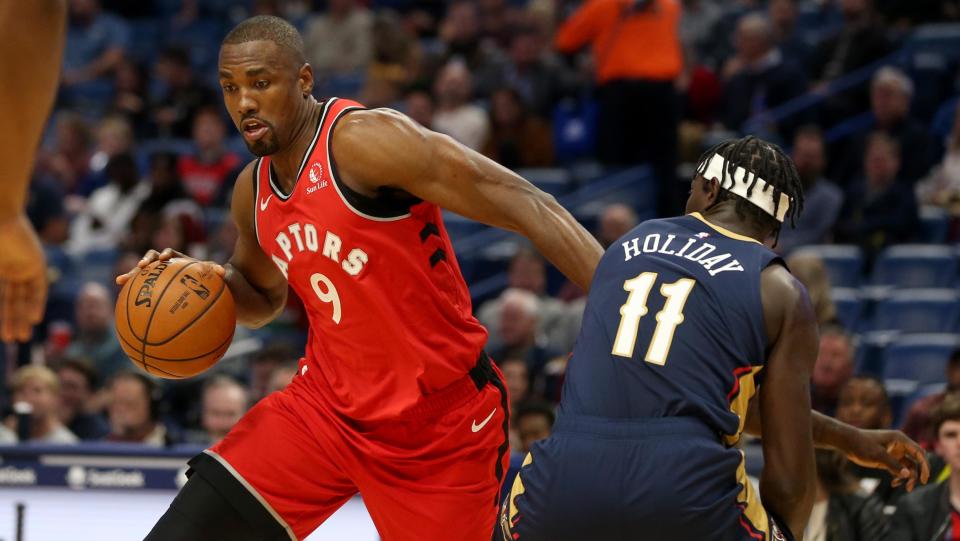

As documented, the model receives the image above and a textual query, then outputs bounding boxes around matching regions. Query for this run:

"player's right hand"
[115,248,225,286]
[0,214,48,343]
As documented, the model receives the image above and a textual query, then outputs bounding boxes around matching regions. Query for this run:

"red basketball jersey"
[252,98,489,421]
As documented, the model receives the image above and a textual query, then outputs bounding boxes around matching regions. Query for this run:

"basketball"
[114,258,236,379]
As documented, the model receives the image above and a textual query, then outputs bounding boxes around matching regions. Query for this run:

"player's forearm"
[224,264,285,328]
[522,195,603,292]
[745,397,860,451]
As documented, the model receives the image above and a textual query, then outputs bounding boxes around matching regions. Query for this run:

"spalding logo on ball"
[115,258,236,379]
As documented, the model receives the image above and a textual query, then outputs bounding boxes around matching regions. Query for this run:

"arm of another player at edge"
[332,109,604,291]
[226,162,288,328]
[756,264,818,537]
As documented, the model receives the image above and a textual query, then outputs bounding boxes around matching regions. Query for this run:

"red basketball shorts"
[208,354,511,541]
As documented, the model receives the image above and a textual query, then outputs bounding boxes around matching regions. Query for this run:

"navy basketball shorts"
[498,415,795,541]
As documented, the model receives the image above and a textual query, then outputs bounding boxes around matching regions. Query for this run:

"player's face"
[218,41,312,157]
[936,420,960,470]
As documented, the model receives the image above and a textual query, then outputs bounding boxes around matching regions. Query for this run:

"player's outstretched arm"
[117,163,288,328]
[756,264,818,537]
[0,0,66,342]
[331,109,604,291]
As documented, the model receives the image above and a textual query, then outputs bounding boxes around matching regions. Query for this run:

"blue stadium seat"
[905,23,960,56]
[872,244,958,288]
[919,207,950,243]
[790,245,863,288]
[882,333,959,423]
[76,247,121,288]
[552,99,598,164]
[855,330,899,378]
[441,211,485,243]
[832,288,864,331]
[871,289,960,333]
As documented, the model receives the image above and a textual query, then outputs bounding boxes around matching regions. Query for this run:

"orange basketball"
[115,258,236,379]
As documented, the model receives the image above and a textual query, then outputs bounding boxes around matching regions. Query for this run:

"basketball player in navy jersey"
[120,16,603,541]
[499,137,929,541]
[0,0,65,343]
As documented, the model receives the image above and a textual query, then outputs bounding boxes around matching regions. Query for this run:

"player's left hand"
[0,214,48,343]
[842,428,930,492]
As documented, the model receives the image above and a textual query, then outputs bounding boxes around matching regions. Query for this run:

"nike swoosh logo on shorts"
[259,194,273,211]
[471,408,497,433]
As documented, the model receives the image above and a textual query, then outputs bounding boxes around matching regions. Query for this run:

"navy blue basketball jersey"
[561,212,781,445]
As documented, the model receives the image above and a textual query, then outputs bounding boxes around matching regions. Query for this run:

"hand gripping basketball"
[116,248,224,287]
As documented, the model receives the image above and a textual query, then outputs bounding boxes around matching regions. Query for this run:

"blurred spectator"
[810,0,892,91]
[888,394,960,540]
[678,0,723,68]
[151,47,218,139]
[901,349,960,450]
[477,249,568,352]
[489,288,562,380]
[805,449,888,541]
[477,24,570,119]
[62,0,130,110]
[64,282,129,380]
[105,371,172,447]
[811,325,855,416]
[720,13,807,137]
[514,401,555,454]
[111,58,151,138]
[196,375,249,446]
[403,88,435,129]
[777,127,843,252]
[768,0,812,68]
[434,1,496,73]
[597,203,638,248]
[178,106,241,207]
[834,67,935,185]
[27,174,70,246]
[303,0,373,80]
[42,112,93,196]
[84,115,136,194]
[267,364,298,395]
[361,13,420,108]
[55,359,110,440]
[499,357,530,407]
[482,88,554,169]
[916,104,960,212]
[432,60,490,151]
[6,366,78,444]
[555,0,683,217]
[130,152,204,255]
[785,252,838,326]
[68,153,149,255]
[836,376,892,430]
[835,133,919,261]
[249,344,298,402]
[0,424,14,444]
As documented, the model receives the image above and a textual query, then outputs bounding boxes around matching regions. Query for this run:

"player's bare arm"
[744,391,930,492]
[117,162,288,328]
[331,109,604,291]
[756,263,818,537]
[0,0,66,342]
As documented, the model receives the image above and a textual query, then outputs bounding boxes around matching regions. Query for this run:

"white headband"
[703,154,790,223]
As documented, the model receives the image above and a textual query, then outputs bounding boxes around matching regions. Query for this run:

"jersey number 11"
[612,272,695,365]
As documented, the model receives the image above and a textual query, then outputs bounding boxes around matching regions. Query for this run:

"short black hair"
[694,136,804,244]
[56,358,100,391]
[845,375,890,407]
[222,15,305,66]
[514,401,556,427]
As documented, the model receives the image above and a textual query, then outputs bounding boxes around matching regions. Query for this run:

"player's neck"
[271,100,322,192]
[699,207,766,243]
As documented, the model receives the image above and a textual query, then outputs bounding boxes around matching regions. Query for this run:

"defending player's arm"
[331,109,604,291]
[743,393,930,491]
[0,0,67,342]
[756,264,818,537]
[117,163,288,328]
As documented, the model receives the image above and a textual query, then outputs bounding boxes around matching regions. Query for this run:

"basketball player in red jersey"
[0,0,65,343]
[121,16,603,541]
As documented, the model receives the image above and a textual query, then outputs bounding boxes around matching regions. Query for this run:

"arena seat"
[832,288,864,331]
[855,330,899,378]
[516,168,574,199]
[872,244,957,288]
[918,206,950,243]
[882,334,960,422]
[791,245,863,288]
[870,289,960,333]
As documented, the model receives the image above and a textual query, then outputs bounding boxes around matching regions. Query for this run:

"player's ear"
[703,176,720,204]
[299,62,314,98]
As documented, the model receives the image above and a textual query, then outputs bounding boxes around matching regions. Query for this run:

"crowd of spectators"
[3,0,960,534]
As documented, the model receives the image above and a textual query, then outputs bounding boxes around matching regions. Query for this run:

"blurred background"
[3,0,960,538]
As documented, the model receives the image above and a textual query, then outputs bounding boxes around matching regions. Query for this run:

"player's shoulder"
[333,107,423,147]
[761,263,815,338]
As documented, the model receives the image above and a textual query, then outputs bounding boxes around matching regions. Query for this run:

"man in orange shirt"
[556,0,683,217]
